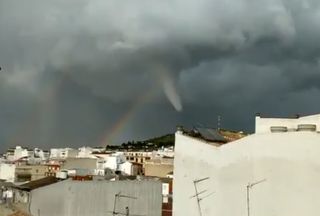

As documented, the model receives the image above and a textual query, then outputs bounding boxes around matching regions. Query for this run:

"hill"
[144,134,175,147]
[106,134,175,151]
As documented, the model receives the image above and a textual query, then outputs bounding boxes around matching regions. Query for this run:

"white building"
[119,161,133,175]
[153,146,174,158]
[50,148,79,159]
[124,151,153,164]
[4,146,32,161]
[77,147,94,158]
[174,114,320,216]
[33,148,50,160]
[95,152,136,175]
[13,146,31,160]
[255,113,320,133]
[0,163,16,182]
[28,148,50,164]
[4,146,49,163]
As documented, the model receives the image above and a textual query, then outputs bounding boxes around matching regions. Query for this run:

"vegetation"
[106,134,175,151]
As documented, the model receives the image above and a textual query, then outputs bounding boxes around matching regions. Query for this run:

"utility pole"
[190,177,214,216]
[246,179,266,216]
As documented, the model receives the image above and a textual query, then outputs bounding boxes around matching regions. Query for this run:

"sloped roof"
[194,127,227,142]
[17,176,59,191]
[0,181,16,188]
[182,127,247,144]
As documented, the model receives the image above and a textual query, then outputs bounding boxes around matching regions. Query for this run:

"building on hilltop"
[174,114,320,216]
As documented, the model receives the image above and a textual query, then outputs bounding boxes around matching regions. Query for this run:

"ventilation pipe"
[270,126,288,133]
[297,124,316,132]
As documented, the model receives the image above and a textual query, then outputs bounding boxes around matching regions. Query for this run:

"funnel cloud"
[162,75,183,112]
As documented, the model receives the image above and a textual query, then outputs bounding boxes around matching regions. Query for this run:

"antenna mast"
[217,115,221,130]
[246,179,266,216]
[109,192,145,216]
[190,177,214,216]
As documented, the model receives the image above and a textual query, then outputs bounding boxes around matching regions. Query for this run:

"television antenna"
[246,179,266,216]
[107,192,145,216]
[190,177,214,216]
[217,115,221,130]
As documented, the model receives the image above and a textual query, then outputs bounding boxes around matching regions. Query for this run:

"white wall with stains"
[30,180,162,216]
[255,114,320,133]
[173,130,320,216]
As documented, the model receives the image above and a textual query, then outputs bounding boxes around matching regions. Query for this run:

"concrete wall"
[30,180,162,216]
[255,114,320,133]
[15,165,48,182]
[145,163,173,177]
[62,158,97,170]
[174,131,320,216]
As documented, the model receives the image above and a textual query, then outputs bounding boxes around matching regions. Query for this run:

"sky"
[1,0,320,151]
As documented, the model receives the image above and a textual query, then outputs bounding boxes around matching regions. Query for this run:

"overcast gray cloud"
[1,0,320,151]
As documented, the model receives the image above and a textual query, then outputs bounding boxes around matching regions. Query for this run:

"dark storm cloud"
[1,0,320,151]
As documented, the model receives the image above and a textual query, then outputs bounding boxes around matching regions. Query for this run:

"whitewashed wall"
[0,163,16,182]
[119,161,133,175]
[174,131,320,216]
[30,180,162,216]
[255,114,320,133]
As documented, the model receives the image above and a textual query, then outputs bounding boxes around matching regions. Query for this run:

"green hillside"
[144,134,175,147]
[106,133,175,151]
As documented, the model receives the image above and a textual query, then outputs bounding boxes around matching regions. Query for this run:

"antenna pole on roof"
[109,192,142,216]
[190,177,214,216]
[246,179,266,216]
[217,115,221,130]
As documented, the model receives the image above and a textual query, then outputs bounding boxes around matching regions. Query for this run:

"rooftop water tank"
[270,126,288,133]
[297,124,317,132]
[56,170,68,179]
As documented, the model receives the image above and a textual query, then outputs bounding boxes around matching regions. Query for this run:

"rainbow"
[100,87,156,146]
[99,70,182,146]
